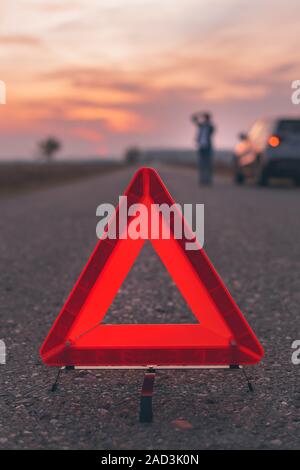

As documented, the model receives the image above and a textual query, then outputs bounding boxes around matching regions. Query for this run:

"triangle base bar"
[44,349,257,367]
[43,324,261,367]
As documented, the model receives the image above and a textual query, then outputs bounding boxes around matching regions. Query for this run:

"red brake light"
[268,135,280,147]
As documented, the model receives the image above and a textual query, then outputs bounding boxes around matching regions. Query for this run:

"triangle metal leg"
[242,367,254,393]
[51,367,64,392]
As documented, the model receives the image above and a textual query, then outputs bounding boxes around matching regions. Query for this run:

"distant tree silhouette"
[124,146,141,165]
[39,137,62,162]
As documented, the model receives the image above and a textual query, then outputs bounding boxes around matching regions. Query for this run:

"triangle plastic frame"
[40,168,264,368]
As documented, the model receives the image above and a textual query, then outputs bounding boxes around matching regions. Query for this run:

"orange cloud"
[0,35,42,47]
[71,127,103,142]
[64,106,147,133]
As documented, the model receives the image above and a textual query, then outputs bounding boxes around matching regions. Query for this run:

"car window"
[277,120,300,134]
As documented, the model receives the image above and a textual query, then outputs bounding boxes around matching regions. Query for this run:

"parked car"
[233,118,300,186]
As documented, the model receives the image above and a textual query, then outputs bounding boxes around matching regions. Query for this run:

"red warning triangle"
[40,168,263,367]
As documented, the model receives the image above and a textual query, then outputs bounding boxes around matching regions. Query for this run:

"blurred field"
[0,160,122,197]
[0,150,233,198]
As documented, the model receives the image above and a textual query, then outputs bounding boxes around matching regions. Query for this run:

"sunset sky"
[0,0,300,159]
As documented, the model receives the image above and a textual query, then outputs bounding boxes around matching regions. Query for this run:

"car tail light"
[268,135,281,147]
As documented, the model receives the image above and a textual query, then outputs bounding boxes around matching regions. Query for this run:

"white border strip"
[73,365,241,370]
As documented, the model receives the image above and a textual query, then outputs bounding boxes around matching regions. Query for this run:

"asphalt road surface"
[1,165,299,450]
